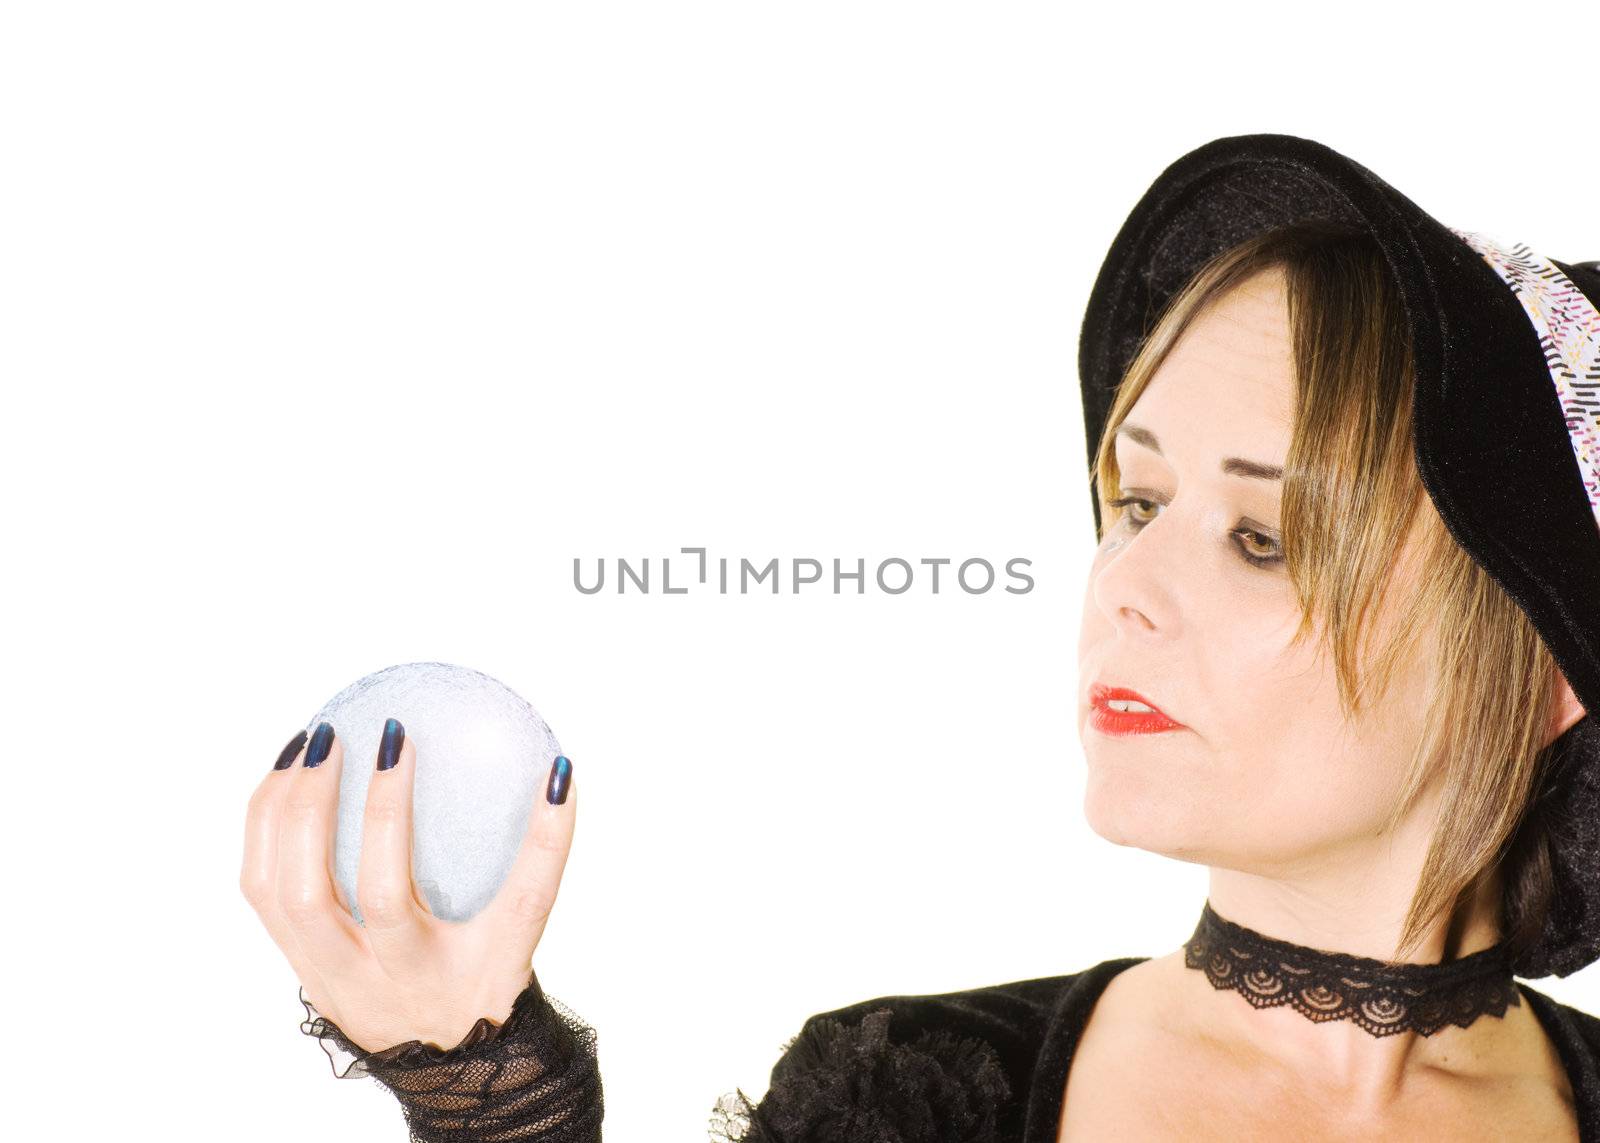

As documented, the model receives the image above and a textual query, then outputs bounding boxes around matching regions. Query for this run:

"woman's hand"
[240,721,577,1053]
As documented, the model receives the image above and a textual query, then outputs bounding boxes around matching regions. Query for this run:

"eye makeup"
[1106,493,1284,569]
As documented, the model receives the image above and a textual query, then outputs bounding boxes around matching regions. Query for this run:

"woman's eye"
[1232,528,1283,567]
[1109,496,1159,525]
[1106,495,1284,569]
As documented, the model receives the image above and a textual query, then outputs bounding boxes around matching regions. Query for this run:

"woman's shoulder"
[788,956,1137,1066]
[1520,982,1600,1070]
[714,957,1144,1143]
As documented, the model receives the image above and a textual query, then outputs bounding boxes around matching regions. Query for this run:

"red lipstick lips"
[1088,682,1185,736]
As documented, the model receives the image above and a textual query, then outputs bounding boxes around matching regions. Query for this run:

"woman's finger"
[241,729,337,1006]
[480,754,576,953]
[276,722,365,964]
[241,729,307,918]
[357,719,433,970]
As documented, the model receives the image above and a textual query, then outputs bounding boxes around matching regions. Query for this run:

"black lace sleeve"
[299,969,603,1143]
[707,1006,1011,1143]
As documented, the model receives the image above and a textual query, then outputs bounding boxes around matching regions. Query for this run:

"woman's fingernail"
[305,722,335,768]
[377,717,405,771]
[273,729,308,771]
[546,755,571,805]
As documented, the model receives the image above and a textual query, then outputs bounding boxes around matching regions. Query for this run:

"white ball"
[304,661,563,923]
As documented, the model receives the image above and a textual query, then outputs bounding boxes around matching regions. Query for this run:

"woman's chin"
[1082,765,1200,853]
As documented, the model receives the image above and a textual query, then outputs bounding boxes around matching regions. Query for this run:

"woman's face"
[1076,267,1435,875]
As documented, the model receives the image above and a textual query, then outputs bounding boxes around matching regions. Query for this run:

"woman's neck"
[1205,863,1506,966]
[1165,865,1517,1102]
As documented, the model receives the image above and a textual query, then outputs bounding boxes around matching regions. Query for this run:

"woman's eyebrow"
[1115,422,1284,482]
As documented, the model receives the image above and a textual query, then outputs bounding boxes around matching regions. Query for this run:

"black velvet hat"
[1077,132,1600,980]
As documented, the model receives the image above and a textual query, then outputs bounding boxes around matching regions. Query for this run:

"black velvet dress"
[300,956,1600,1142]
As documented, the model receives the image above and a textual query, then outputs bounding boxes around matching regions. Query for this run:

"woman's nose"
[1091,516,1181,637]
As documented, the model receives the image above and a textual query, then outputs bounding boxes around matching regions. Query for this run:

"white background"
[6,3,1600,1139]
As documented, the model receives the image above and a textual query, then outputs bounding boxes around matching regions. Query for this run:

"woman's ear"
[1547,667,1590,747]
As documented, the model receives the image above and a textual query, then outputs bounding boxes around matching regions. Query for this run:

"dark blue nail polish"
[546,755,571,805]
[273,729,308,771]
[377,718,405,771]
[305,722,335,768]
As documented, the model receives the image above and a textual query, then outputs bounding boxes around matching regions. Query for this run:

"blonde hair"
[1089,220,1565,965]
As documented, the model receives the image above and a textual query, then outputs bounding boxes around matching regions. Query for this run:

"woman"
[242,133,1600,1141]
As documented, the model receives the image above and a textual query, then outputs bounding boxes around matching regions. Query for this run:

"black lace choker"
[1182,900,1522,1037]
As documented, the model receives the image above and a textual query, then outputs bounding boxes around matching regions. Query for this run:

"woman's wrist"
[324,965,539,1057]
[300,967,542,1076]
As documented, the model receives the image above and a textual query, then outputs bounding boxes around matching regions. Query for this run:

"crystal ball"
[303,661,564,924]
